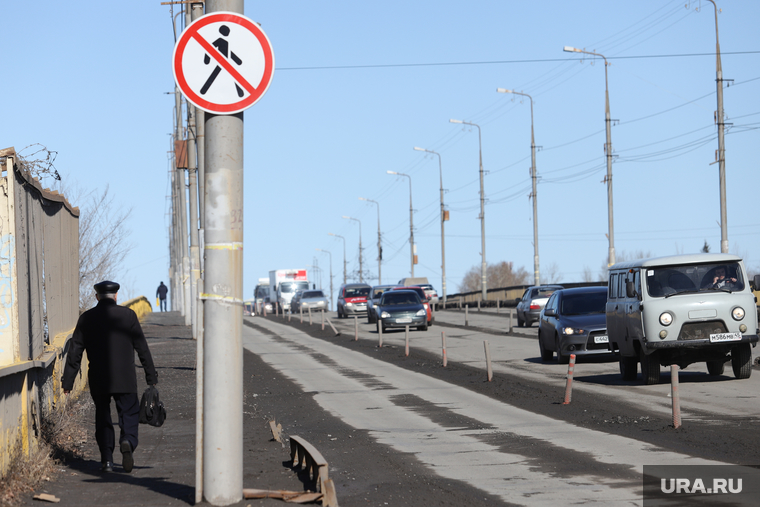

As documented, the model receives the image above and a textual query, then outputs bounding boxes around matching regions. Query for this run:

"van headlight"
[659,312,673,326]
[732,307,745,321]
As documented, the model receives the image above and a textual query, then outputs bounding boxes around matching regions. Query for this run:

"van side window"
[609,274,618,298]
[634,270,641,297]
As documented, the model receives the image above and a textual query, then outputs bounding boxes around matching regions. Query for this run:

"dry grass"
[0,394,90,506]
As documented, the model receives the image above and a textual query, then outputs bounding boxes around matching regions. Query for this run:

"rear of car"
[516,285,563,327]
[376,290,428,332]
[418,284,439,305]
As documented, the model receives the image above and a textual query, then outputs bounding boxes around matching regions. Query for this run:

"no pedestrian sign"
[173,12,274,114]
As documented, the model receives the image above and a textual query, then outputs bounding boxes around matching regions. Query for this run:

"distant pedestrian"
[62,281,158,473]
[156,281,168,312]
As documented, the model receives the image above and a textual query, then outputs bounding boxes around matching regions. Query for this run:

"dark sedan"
[376,290,428,332]
[537,286,616,364]
[367,284,398,324]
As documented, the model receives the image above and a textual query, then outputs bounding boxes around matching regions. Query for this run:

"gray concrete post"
[201,2,244,503]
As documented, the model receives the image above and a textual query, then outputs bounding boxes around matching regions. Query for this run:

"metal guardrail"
[289,435,338,506]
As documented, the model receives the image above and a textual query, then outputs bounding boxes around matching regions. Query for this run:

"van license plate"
[594,335,609,344]
[397,318,412,324]
[710,332,742,343]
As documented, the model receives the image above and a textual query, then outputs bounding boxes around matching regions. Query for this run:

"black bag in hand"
[139,385,166,427]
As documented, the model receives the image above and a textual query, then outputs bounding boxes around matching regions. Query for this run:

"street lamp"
[413,147,447,306]
[450,119,487,300]
[359,197,382,284]
[316,248,333,311]
[564,46,616,267]
[705,0,728,253]
[342,216,363,282]
[496,88,540,286]
[328,232,347,284]
[387,170,415,277]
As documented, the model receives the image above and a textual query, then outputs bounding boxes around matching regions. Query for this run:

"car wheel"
[556,335,569,364]
[376,321,380,333]
[517,315,524,328]
[707,359,725,376]
[525,319,533,328]
[731,343,752,379]
[619,355,638,381]
[538,332,553,362]
[640,348,661,385]
[417,323,428,331]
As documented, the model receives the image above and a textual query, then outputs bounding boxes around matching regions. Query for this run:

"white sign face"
[173,12,274,114]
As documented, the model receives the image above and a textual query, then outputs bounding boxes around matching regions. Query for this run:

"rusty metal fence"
[0,147,80,476]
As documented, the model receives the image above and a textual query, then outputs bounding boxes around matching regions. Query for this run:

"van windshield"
[645,262,745,297]
[280,282,309,293]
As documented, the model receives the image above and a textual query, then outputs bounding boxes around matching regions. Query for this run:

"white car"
[418,284,439,305]
[515,285,563,327]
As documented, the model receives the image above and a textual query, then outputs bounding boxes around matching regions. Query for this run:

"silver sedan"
[298,290,329,313]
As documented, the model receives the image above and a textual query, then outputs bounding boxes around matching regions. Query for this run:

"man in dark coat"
[156,281,168,312]
[62,280,158,473]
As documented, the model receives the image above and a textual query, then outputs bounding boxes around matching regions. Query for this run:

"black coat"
[62,299,158,394]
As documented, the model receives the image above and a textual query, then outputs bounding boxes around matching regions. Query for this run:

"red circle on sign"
[173,12,274,114]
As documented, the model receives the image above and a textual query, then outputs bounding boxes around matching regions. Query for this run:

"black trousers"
[91,392,140,463]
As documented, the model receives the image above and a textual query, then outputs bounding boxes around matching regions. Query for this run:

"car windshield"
[381,292,421,305]
[560,292,607,315]
[281,281,309,293]
[531,288,557,299]
[646,262,745,297]
[255,286,269,298]
[303,291,324,298]
[373,287,390,298]
[345,287,371,297]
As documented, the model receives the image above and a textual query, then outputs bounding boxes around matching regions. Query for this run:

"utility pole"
[564,47,616,266]
[387,171,414,277]
[359,197,381,284]
[185,5,201,338]
[342,216,363,282]
[203,0,244,504]
[316,249,333,310]
[175,87,190,319]
[450,119,486,299]
[705,0,728,253]
[413,147,446,306]
[328,233,347,284]
[497,88,540,286]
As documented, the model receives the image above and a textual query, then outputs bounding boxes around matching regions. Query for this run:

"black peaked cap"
[94,280,120,294]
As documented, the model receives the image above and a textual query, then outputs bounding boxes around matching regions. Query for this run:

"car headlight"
[346,302,353,307]
[562,327,584,335]
[732,307,745,321]
[381,312,391,319]
[659,312,673,326]
[416,309,426,316]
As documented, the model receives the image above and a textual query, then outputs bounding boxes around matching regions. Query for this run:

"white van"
[606,253,759,385]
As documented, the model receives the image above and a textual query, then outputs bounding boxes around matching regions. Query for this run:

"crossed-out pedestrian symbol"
[173,12,275,115]
[200,25,244,97]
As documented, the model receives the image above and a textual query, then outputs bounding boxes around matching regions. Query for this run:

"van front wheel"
[640,349,661,385]
[619,356,637,381]
[731,343,752,379]
[706,360,725,376]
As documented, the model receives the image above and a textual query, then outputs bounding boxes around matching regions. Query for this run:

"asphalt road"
[246,309,760,505]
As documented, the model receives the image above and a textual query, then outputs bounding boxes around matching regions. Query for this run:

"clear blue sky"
[2,1,759,305]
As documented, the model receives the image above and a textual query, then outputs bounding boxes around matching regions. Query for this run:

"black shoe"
[101,461,114,473]
[120,441,133,473]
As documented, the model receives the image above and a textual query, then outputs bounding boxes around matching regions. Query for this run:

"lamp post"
[496,88,540,286]
[387,171,415,276]
[316,248,333,310]
[705,0,728,253]
[328,232,347,284]
[359,197,382,284]
[450,119,487,300]
[342,216,363,282]
[564,46,615,266]
[413,147,447,306]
